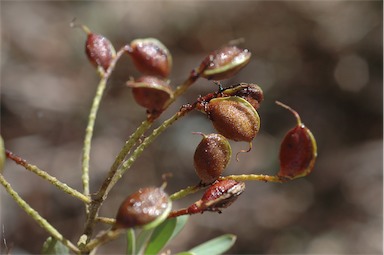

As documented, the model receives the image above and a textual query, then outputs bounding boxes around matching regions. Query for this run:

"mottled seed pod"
[201,46,251,80]
[85,32,116,72]
[128,38,172,78]
[206,96,260,142]
[276,101,317,180]
[193,133,232,184]
[127,76,173,115]
[72,22,116,72]
[115,187,171,230]
[222,83,264,110]
[189,179,246,214]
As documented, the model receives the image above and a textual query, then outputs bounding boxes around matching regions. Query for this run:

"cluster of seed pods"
[77,24,317,227]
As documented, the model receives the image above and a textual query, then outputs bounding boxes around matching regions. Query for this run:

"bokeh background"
[1,1,382,254]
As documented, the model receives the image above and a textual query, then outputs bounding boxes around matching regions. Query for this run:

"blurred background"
[1,1,382,254]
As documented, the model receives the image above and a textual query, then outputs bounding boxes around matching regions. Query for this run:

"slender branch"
[113,104,195,188]
[169,184,203,201]
[82,228,124,253]
[5,150,91,204]
[221,174,284,183]
[95,217,116,225]
[81,46,128,202]
[0,174,81,254]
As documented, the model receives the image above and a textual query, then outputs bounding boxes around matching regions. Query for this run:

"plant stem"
[0,174,81,254]
[169,184,203,201]
[81,46,128,203]
[221,174,284,183]
[114,104,195,187]
[5,150,91,204]
[82,228,123,253]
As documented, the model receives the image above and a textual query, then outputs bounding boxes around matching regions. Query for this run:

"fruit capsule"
[201,45,251,80]
[128,38,172,78]
[222,83,264,110]
[126,76,173,116]
[276,101,317,180]
[188,179,245,214]
[85,32,116,72]
[206,96,260,142]
[193,133,232,184]
[115,187,171,229]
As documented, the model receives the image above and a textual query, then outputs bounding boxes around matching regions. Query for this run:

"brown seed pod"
[206,96,260,142]
[276,101,317,180]
[127,76,173,115]
[201,46,251,80]
[128,38,172,78]
[115,187,171,229]
[189,179,246,214]
[193,133,232,184]
[71,22,116,72]
[85,33,116,72]
[222,83,264,110]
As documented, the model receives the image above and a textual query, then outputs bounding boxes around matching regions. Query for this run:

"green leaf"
[144,215,189,255]
[136,228,154,255]
[41,237,69,255]
[126,228,136,255]
[188,234,237,255]
[174,252,195,255]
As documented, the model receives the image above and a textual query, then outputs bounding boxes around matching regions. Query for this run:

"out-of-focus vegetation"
[1,1,382,254]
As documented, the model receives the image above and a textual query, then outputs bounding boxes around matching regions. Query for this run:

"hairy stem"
[81,46,128,205]
[5,150,91,204]
[222,174,284,183]
[169,184,203,201]
[0,174,80,254]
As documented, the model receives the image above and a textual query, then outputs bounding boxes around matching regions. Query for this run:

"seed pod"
[127,76,173,115]
[128,38,172,78]
[85,32,116,72]
[115,187,171,229]
[222,83,264,110]
[193,133,232,184]
[189,179,245,214]
[276,101,317,180]
[206,96,260,142]
[201,46,251,80]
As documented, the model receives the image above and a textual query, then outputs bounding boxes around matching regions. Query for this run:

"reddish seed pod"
[276,101,317,180]
[206,96,260,142]
[85,33,116,72]
[201,46,251,80]
[221,83,264,110]
[71,22,116,72]
[115,187,171,229]
[128,38,172,78]
[127,76,173,115]
[193,133,232,184]
[188,179,246,214]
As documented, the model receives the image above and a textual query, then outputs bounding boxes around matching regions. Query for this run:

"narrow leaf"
[41,237,69,255]
[188,234,236,255]
[144,215,189,255]
[126,228,136,255]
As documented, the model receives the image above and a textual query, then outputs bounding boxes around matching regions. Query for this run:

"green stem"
[113,105,194,187]
[82,228,123,253]
[81,46,128,203]
[0,174,80,254]
[5,150,91,204]
[222,174,284,183]
[170,184,203,201]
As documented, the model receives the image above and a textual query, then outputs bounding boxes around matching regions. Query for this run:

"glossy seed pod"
[85,33,116,72]
[206,96,260,142]
[128,38,172,78]
[276,102,317,180]
[115,187,171,229]
[222,83,264,110]
[201,46,251,80]
[127,76,173,115]
[193,133,232,184]
[188,179,246,214]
